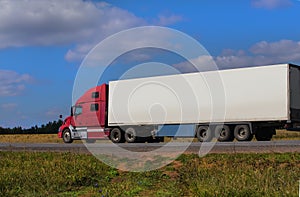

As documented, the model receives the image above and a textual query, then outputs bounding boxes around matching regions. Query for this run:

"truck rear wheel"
[234,125,253,141]
[110,128,124,143]
[196,126,213,142]
[125,127,137,143]
[215,125,233,142]
[62,128,73,143]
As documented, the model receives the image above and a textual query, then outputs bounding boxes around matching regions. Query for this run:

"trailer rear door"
[289,65,300,122]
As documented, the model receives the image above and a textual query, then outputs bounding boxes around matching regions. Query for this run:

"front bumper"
[57,130,62,138]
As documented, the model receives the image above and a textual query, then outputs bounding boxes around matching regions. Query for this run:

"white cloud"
[250,40,300,56]
[1,103,18,110]
[45,108,61,118]
[157,14,183,26]
[251,0,293,9]
[173,55,216,72]
[215,39,300,68]
[0,70,34,96]
[0,0,145,54]
[173,39,300,72]
[0,0,184,62]
[65,43,96,62]
[71,26,186,69]
[0,0,101,47]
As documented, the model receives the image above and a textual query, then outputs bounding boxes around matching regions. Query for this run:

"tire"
[110,128,124,143]
[62,128,73,143]
[255,127,274,141]
[125,127,137,143]
[234,125,253,141]
[196,126,213,142]
[215,125,233,142]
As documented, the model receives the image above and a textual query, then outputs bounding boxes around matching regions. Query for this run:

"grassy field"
[0,134,83,143]
[0,152,299,196]
[0,129,299,144]
[273,129,300,140]
[0,134,61,143]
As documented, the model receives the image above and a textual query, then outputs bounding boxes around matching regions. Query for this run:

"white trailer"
[107,64,300,142]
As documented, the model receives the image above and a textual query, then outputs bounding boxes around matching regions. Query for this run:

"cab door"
[73,105,84,127]
[73,102,100,127]
[85,102,101,127]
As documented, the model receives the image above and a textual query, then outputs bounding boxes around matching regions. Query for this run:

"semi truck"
[58,63,300,143]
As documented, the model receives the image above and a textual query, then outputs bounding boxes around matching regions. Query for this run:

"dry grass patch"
[0,134,84,143]
[0,134,61,143]
[274,129,300,140]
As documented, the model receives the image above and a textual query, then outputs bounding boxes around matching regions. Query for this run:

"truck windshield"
[71,105,82,116]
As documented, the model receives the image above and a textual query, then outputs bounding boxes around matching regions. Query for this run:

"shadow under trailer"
[58,64,300,143]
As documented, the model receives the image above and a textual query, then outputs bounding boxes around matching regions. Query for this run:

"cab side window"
[90,103,99,111]
[92,92,99,98]
[74,106,82,116]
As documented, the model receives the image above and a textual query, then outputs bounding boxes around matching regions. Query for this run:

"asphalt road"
[0,140,299,154]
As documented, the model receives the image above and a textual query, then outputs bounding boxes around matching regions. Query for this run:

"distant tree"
[0,119,63,134]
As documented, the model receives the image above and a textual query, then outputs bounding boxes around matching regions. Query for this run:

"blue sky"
[0,0,300,128]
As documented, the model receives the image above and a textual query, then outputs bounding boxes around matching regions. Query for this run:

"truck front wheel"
[62,128,73,143]
[110,128,124,143]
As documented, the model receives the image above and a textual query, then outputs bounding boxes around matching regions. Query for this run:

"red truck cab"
[58,84,109,143]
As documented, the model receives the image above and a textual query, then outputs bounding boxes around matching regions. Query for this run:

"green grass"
[0,152,299,196]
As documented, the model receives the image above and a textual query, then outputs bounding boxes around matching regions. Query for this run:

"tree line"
[0,120,63,134]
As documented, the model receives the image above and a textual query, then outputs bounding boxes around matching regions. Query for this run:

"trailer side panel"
[108,64,289,126]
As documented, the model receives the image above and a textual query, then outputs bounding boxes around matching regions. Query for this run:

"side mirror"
[59,115,63,119]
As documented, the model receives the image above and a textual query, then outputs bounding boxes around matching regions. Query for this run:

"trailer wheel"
[62,128,73,143]
[234,125,253,141]
[196,126,213,142]
[110,128,124,143]
[255,127,274,141]
[125,127,137,143]
[215,125,233,142]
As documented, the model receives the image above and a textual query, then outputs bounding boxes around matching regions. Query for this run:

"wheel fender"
[68,125,75,139]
